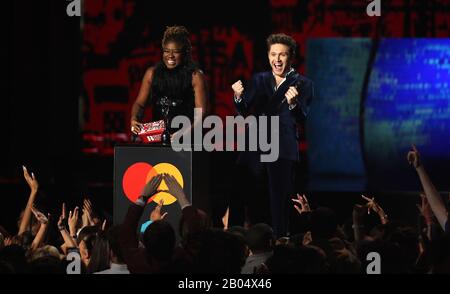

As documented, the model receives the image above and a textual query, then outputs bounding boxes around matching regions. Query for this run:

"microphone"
[280,79,305,105]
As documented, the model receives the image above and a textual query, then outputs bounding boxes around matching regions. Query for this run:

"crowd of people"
[0,145,449,274]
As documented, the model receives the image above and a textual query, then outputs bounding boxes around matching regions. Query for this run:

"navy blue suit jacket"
[234,70,313,162]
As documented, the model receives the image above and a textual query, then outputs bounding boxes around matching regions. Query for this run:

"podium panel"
[114,144,210,237]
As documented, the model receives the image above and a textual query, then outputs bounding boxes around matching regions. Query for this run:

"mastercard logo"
[122,162,183,205]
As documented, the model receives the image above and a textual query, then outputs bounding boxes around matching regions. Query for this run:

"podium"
[113,144,210,237]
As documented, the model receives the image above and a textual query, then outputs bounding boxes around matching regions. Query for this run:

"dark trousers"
[267,158,296,238]
[229,156,296,238]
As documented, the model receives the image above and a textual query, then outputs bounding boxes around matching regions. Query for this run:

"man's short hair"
[266,33,297,57]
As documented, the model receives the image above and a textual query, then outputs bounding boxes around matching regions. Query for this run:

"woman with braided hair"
[130,26,208,137]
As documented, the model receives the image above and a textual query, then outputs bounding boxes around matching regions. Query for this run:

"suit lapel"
[262,72,275,98]
[267,71,300,112]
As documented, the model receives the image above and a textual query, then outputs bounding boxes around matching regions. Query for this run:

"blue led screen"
[306,38,450,191]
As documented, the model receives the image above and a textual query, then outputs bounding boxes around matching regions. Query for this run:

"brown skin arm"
[408,145,448,230]
[130,67,155,134]
[192,70,208,115]
[18,167,38,235]
[416,166,448,230]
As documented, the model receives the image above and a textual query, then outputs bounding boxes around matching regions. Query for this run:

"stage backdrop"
[81,0,450,191]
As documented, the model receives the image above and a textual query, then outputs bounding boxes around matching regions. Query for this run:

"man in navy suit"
[230,33,313,238]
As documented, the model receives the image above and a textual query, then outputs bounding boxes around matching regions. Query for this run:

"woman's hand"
[31,206,49,225]
[361,195,389,224]
[22,166,38,193]
[68,207,79,236]
[131,119,143,135]
[407,144,421,169]
[292,194,311,215]
[139,174,164,203]
[150,199,168,221]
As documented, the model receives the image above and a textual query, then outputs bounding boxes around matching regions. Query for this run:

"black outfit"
[230,69,313,238]
[151,62,196,132]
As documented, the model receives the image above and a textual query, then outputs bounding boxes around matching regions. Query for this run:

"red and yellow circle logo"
[122,162,183,205]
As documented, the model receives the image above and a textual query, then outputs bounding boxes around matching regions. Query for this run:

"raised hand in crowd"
[407,144,448,230]
[164,173,191,209]
[82,198,96,227]
[68,206,80,239]
[417,193,434,241]
[61,202,67,222]
[30,206,50,251]
[361,195,389,224]
[150,199,168,221]
[23,165,39,193]
[17,166,39,235]
[407,144,421,169]
[58,203,77,250]
[417,193,434,225]
[58,202,68,232]
[137,174,164,204]
[18,166,39,235]
[31,206,49,225]
[292,193,311,215]
[57,204,66,230]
